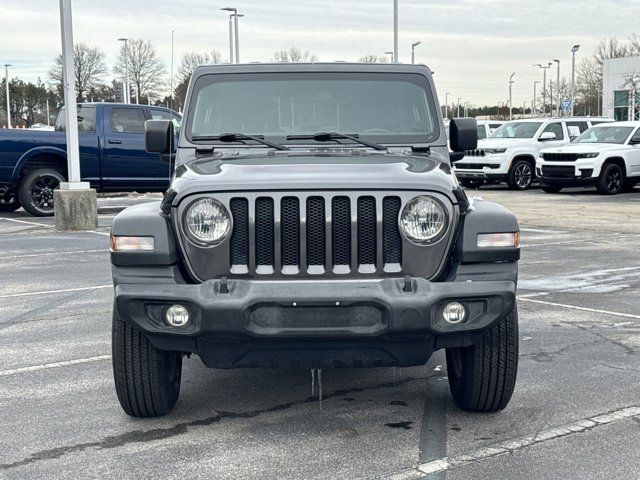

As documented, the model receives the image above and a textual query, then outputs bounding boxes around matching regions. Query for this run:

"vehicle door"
[54,105,100,187]
[101,105,169,191]
[565,121,589,142]
[626,127,640,176]
[536,122,566,153]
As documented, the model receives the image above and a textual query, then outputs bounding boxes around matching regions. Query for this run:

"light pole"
[117,38,130,104]
[393,0,398,62]
[463,101,469,117]
[385,51,394,63]
[411,41,421,64]
[553,59,560,116]
[533,81,540,116]
[444,92,450,120]
[522,101,528,118]
[508,72,515,120]
[535,63,552,116]
[571,44,580,116]
[457,97,462,118]
[234,13,243,63]
[4,64,11,128]
[221,7,236,63]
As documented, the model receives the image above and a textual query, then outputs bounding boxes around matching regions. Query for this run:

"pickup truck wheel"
[18,168,65,216]
[0,192,20,212]
[506,160,533,190]
[445,304,519,412]
[459,178,484,189]
[112,304,182,417]
[596,163,623,195]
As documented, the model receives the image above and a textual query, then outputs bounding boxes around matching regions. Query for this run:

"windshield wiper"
[191,133,289,151]
[287,132,387,151]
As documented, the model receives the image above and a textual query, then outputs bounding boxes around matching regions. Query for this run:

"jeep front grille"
[228,194,402,275]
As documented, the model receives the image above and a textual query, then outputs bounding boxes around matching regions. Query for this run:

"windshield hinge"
[411,146,431,155]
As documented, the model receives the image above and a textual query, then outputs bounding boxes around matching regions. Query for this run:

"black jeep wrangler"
[110,63,520,417]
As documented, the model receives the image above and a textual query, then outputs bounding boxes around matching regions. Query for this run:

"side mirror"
[538,132,556,141]
[145,119,174,154]
[449,118,478,156]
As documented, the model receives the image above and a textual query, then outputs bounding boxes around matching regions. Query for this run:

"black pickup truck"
[0,103,181,216]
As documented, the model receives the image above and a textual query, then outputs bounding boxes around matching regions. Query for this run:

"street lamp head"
[553,59,560,63]
[117,38,128,42]
[412,41,421,48]
[221,7,237,12]
[572,44,580,52]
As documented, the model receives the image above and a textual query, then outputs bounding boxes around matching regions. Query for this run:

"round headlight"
[400,196,447,244]
[184,198,231,244]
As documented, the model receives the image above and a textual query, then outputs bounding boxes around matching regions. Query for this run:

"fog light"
[165,305,190,327]
[443,302,466,324]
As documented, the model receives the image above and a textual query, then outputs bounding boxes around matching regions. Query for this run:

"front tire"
[17,168,65,216]
[112,304,182,417]
[446,304,519,412]
[506,160,534,190]
[597,163,624,195]
[0,191,20,212]
[459,178,484,189]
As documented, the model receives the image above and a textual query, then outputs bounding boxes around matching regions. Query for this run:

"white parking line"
[2,249,108,260]
[385,405,640,479]
[0,284,112,299]
[519,297,640,320]
[0,355,111,377]
[0,217,111,236]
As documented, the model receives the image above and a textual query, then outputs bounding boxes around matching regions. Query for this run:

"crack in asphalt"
[566,323,638,356]
[519,339,604,362]
[0,375,428,471]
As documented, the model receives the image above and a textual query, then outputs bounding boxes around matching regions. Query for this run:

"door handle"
[108,140,122,144]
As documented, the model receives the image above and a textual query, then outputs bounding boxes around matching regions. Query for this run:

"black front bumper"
[115,276,516,368]
[539,175,597,187]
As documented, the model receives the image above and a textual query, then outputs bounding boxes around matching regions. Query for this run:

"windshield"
[573,126,634,144]
[490,121,542,139]
[186,72,440,144]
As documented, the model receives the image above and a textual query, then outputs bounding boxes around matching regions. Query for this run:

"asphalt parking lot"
[1,187,639,479]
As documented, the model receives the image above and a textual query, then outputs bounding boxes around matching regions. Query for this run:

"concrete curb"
[97,205,128,214]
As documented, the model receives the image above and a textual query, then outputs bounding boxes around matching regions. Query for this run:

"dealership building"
[603,56,640,121]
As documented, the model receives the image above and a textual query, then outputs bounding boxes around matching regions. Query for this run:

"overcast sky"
[1,0,638,106]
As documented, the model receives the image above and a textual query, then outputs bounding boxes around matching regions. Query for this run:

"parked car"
[110,63,521,417]
[476,120,504,140]
[0,103,181,216]
[452,117,613,190]
[537,121,640,194]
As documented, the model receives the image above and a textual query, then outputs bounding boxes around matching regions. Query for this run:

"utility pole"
[221,7,237,63]
[571,44,580,117]
[508,72,515,120]
[444,92,450,120]
[393,0,398,62]
[56,0,97,230]
[411,41,421,64]
[535,63,552,116]
[3,64,11,128]
[117,38,130,103]
[553,59,560,116]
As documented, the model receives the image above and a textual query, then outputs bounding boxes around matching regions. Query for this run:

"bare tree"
[173,51,222,111]
[48,43,107,102]
[576,36,640,115]
[272,47,318,63]
[114,39,167,103]
[359,54,389,63]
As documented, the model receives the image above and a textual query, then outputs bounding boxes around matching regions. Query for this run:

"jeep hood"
[169,151,459,204]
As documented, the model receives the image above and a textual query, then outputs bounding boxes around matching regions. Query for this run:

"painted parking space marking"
[0,217,111,236]
[0,284,112,299]
[0,355,111,377]
[384,405,640,479]
[519,297,640,320]
[1,249,108,260]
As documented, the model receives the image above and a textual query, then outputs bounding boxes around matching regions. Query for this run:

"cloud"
[1,0,637,105]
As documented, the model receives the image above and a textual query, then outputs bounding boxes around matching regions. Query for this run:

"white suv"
[537,121,640,195]
[453,117,612,190]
